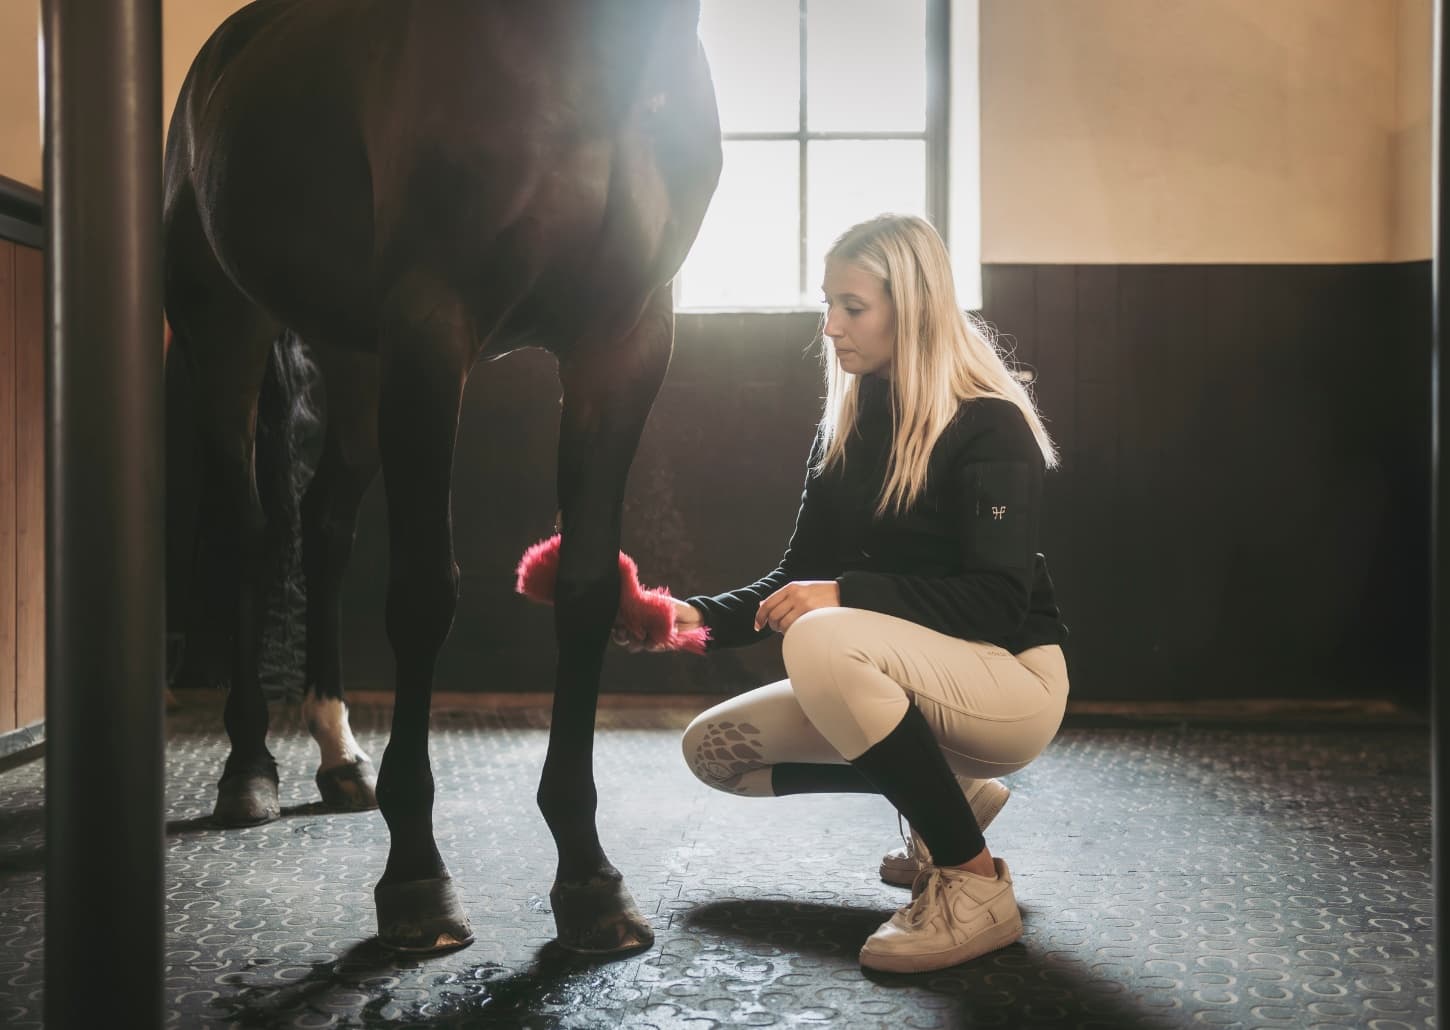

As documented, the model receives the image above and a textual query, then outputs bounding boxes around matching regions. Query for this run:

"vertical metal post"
[1435,1,1448,1025]
[41,3,165,1028]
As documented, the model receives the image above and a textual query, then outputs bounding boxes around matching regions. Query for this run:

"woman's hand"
[611,597,704,653]
[755,580,841,634]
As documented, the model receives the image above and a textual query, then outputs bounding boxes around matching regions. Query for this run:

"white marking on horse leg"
[302,691,370,771]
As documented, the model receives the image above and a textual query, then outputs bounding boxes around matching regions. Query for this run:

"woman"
[624,213,1069,974]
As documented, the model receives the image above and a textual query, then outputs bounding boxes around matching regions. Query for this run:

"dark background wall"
[336,260,1432,704]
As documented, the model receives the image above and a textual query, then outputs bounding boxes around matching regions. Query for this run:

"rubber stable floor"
[0,698,1432,1028]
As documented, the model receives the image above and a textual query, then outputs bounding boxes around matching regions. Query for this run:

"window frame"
[678,0,952,311]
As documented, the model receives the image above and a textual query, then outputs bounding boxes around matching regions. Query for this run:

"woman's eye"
[845,308,863,316]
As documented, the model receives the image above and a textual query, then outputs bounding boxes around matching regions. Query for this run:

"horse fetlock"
[302,693,371,768]
[535,780,598,837]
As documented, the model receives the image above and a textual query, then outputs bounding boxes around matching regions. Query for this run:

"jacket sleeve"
[684,437,837,649]
[835,423,1040,643]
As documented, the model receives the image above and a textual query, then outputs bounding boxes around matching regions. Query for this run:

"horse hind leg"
[300,345,381,811]
[168,300,292,825]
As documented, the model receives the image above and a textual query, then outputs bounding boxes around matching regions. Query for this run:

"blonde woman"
[623,213,1069,973]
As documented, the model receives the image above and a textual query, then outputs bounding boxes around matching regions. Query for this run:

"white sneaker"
[878,778,1011,887]
[859,857,1023,973]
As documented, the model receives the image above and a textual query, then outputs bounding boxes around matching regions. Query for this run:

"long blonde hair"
[816,213,1058,517]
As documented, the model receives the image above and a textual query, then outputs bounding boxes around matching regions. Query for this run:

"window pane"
[700,0,799,133]
[805,140,926,302]
[806,0,926,132]
[678,141,801,309]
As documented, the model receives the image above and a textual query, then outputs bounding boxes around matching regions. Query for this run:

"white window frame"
[677,0,981,312]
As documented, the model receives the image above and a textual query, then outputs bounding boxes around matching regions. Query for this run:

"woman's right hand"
[612,597,703,652]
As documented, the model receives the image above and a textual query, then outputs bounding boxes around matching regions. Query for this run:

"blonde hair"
[816,213,1058,517]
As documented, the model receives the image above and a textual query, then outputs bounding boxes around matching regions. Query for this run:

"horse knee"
[384,562,460,655]
[553,564,621,641]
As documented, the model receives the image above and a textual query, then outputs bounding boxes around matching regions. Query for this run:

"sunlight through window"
[678,0,976,311]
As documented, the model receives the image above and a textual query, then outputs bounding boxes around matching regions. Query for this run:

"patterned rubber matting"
[0,697,1432,1029]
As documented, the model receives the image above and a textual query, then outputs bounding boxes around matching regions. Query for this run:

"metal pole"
[41,2,165,1028]
[1434,1,1448,1026]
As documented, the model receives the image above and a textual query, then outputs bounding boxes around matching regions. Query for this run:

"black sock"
[847,704,984,866]
[770,762,881,796]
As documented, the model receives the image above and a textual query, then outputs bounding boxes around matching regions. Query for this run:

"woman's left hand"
[755,580,841,634]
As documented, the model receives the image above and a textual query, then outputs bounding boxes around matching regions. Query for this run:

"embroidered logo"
[991,505,1007,520]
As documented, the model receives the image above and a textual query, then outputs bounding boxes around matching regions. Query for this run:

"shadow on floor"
[206,938,644,1029]
[682,898,1172,1030]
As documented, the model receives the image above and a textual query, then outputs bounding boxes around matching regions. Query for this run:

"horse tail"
[254,330,319,701]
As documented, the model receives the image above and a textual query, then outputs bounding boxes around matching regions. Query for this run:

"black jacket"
[685,377,1068,654]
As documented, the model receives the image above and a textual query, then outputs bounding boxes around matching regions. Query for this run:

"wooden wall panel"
[14,243,41,727]
[0,240,15,733]
[980,261,1431,704]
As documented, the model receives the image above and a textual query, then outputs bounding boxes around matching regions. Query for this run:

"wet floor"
[0,696,1432,1028]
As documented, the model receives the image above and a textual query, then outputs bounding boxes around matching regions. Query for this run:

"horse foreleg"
[301,348,380,811]
[539,288,673,954]
[372,289,473,953]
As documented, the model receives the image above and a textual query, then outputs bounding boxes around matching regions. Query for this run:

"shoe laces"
[900,867,949,928]
[895,814,929,862]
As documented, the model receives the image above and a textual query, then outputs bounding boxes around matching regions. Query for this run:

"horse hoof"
[550,874,655,955]
[315,759,379,811]
[213,772,280,826]
[375,877,474,954]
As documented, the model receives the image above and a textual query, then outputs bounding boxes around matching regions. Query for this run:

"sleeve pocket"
[963,461,1031,571]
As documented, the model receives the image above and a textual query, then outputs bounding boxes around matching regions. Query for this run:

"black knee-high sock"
[847,704,984,866]
[770,763,881,796]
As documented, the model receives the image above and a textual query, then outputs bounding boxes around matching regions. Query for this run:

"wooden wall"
[0,238,44,734]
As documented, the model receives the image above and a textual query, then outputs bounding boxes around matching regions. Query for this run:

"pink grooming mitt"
[515,534,710,654]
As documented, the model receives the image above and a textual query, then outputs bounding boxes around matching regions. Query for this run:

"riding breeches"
[681,607,1069,797]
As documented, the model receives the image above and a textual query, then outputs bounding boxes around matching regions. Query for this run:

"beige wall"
[1393,0,1432,260]
[0,4,40,188]
[2,2,1435,263]
[980,0,1431,264]
[0,1,250,189]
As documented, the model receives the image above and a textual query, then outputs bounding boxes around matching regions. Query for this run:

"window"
[677,0,979,311]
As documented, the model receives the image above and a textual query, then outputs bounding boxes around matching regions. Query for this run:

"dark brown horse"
[163,0,720,954]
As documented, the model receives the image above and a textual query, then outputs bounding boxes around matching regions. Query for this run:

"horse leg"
[166,202,291,825]
[371,283,474,952]
[300,347,380,811]
[177,325,285,825]
[539,286,674,954]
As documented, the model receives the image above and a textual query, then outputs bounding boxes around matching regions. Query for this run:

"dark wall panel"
[983,262,1431,705]
[338,265,1431,704]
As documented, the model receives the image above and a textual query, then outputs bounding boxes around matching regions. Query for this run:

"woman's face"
[822,259,896,379]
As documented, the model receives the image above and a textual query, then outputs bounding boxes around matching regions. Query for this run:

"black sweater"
[685,377,1068,654]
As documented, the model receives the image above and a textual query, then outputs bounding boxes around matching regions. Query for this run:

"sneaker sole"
[877,781,1012,887]
[858,912,1024,974]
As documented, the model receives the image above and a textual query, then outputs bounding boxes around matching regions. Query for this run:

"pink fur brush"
[514,534,710,654]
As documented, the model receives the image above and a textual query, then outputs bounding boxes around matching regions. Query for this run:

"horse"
[162,0,721,954]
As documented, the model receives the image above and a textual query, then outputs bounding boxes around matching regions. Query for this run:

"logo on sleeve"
[991,505,1007,520]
